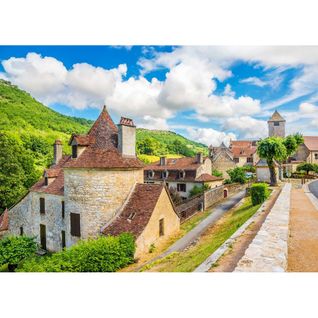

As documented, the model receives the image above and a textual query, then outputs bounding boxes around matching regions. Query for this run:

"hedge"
[19,233,135,272]
[250,183,269,206]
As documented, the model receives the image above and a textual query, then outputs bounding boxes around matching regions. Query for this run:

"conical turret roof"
[268,110,285,122]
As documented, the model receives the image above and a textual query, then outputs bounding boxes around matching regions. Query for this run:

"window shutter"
[70,213,81,237]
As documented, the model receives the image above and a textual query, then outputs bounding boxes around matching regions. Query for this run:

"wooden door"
[40,224,46,250]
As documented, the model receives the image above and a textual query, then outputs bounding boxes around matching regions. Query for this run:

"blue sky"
[1,45,318,146]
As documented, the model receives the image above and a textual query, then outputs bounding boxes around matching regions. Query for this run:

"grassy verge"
[145,195,262,272]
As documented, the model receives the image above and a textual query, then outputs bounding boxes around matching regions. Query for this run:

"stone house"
[7,107,180,255]
[144,154,223,199]
[255,159,279,183]
[292,136,318,164]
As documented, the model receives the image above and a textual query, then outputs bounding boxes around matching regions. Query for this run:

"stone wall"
[268,121,285,137]
[135,190,180,257]
[211,151,236,179]
[176,194,204,221]
[64,168,143,246]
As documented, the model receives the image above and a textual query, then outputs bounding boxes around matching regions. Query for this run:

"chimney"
[118,117,136,158]
[196,152,203,164]
[160,156,167,166]
[53,140,63,165]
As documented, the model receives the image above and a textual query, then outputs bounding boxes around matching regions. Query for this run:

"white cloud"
[299,102,318,114]
[186,127,236,147]
[137,116,169,130]
[240,77,267,87]
[222,116,267,139]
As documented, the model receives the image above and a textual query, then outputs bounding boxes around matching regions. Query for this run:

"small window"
[247,157,253,163]
[61,230,66,248]
[62,201,65,219]
[147,170,155,179]
[179,170,185,179]
[40,198,45,214]
[161,170,169,179]
[234,158,239,163]
[159,218,164,237]
[44,177,48,186]
[72,145,78,158]
[177,183,187,192]
[315,153,318,160]
[127,212,136,220]
[20,226,24,236]
[274,121,280,126]
[70,213,81,237]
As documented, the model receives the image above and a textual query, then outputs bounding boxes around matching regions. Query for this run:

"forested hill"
[0,79,207,211]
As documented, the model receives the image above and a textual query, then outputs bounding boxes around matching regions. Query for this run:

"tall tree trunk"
[268,160,277,186]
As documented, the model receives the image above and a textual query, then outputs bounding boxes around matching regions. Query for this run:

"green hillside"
[0,79,207,211]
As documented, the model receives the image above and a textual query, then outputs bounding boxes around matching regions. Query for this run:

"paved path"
[136,190,246,271]
[288,183,318,272]
[234,183,291,272]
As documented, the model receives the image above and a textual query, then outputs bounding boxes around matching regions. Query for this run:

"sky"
[1,45,318,146]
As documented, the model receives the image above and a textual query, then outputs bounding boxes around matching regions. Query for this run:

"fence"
[176,183,248,223]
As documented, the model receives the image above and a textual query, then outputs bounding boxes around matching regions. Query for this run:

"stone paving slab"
[234,183,291,272]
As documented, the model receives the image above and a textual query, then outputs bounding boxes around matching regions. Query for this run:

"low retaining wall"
[234,183,291,272]
[177,183,248,222]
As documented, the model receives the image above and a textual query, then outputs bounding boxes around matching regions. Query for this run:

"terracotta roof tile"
[102,184,165,238]
[145,156,206,171]
[0,208,8,232]
[230,140,257,157]
[119,117,135,127]
[303,136,318,151]
[195,173,223,182]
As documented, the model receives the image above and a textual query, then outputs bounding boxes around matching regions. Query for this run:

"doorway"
[224,189,228,198]
[40,224,47,250]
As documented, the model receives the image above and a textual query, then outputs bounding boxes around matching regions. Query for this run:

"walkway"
[136,190,246,271]
[234,183,291,272]
[288,182,318,272]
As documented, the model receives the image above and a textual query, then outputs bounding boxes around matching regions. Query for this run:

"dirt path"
[288,187,318,272]
[210,187,282,272]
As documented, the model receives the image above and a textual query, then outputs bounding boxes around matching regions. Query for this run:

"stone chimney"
[196,152,203,164]
[160,156,167,166]
[118,117,136,158]
[53,140,63,165]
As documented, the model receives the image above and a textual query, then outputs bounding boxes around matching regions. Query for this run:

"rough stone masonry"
[234,183,291,272]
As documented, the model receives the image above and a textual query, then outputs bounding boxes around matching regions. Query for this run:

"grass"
[145,195,262,272]
[180,210,212,233]
[138,154,183,163]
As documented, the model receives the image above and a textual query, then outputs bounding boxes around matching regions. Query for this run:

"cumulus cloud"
[186,127,236,147]
[222,116,268,139]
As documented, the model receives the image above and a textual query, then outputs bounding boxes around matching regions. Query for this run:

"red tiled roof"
[64,107,143,169]
[120,117,135,127]
[195,173,223,182]
[44,168,60,178]
[303,136,318,151]
[102,184,168,238]
[145,157,206,171]
[69,135,93,146]
[0,208,9,232]
[230,140,257,158]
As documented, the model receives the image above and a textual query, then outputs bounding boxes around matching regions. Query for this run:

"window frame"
[159,218,164,237]
[177,183,187,192]
[70,213,81,237]
[39,198,45,214]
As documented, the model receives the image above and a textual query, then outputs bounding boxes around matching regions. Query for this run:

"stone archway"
[223,188,228,198]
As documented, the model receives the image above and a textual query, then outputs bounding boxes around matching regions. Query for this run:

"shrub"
[212,169,223,177]
[250,183,269,206]
[0,236,37,271]
[189,184,210,197]
[227,167,247,184]
[296,163,318,175]
[19,233,135,272]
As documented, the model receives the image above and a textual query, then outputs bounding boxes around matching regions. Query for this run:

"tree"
[212,169,223,177]
[257,137,286,186]
[227,167,247,184]
[296,163,318,175]
[136,137,163,155]
[0,236,37,271]
[283,133,304,157]
[189,184,210,197]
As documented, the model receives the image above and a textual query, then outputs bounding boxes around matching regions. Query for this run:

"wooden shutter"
[70,213,81,237]
[40,198,45,214]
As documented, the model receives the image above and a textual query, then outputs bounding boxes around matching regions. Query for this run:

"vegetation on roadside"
[250,183,269,206]
[143,195,262,272]
[189,184,210,197]
[212,169,223,177]
[226,167,247,184]
[296,162,318,175]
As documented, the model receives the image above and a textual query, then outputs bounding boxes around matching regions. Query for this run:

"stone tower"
[268,110,286,137]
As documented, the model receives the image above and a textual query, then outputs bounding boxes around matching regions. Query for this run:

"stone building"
[7,107,180,255]
[255,159,279,183]
[268,110,286,137]
[292,136,318,164]
[144,154,223,199]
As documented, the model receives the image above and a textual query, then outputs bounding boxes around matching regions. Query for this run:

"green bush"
[227,167,247,184]
[0,236,37,271]
[212,169,223,177]
[189,184,210,197]
[19,233,135,272]
[250,183,269,206]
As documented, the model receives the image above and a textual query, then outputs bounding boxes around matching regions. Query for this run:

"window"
[147,170,155,179]
[20,226,23,236]
[247,157,253,163]
[179,170,185,179]
[61,230,66,248]
[44,177,48,186]
[274,121,280,126]
[40,198,45,214]
[72,145,78,158]
[159,218,164,237]
[40,224,46,250]
[161,170,169,179]
[62,201,65,219]
[234,158,239,163]
[177,183,187,192]
[70,213,81,237]
[315,153,318,160]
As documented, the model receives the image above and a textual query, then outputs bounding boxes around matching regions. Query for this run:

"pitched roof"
[195,173,223,182]
[0,208,9,232]
[64,106,143,169]
[268,110,285,122]
[229,140,257,158]
[102,184,168,238]
[145,156,208,171]
[303,136,318,151]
